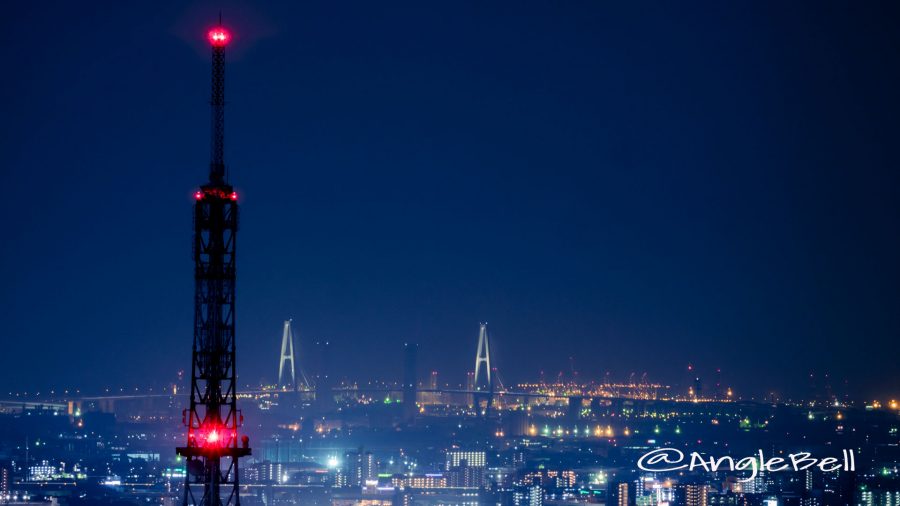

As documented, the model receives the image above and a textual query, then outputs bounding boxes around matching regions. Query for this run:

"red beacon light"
[194,191,204,200]
[229,191,238,201]
[208,27,230,47]
[190,422,237,449]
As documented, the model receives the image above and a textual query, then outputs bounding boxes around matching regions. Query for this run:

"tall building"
[447,465,486,489]
[345,449,376,487]
[676,484,709,506]
[332,468,348,488]
[446,451,486,470]
[514,484,543,506]
[610,482,633,506]
[0,466,8,496]
[742,470,767,494]
[259,461,286,483]
[446,450,487,488]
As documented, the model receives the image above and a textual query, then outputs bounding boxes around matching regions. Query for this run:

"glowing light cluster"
[208,28,230,47]
[189,423,236,449]
[193,189,238,201]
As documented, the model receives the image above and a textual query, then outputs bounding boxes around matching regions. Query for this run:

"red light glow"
[194,191,204,200]
[189,423,237,449]
[208,28,230,47]
[229,191,238,201]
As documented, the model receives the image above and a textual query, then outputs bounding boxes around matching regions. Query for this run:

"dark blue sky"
[1,1,898,399]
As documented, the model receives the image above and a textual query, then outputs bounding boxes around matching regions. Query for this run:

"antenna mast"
[177,22,250,506]
[209,23,227,184]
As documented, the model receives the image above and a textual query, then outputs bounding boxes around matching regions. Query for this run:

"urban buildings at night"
[1,372,900,504]
[2,1,900,506]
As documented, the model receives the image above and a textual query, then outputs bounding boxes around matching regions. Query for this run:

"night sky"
[1,1,898,400]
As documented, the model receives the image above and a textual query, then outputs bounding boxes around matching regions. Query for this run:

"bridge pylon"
[278,320,297,390]
[473,322,494,415]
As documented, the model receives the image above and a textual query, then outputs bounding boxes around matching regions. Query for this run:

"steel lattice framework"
[176,25,250,506]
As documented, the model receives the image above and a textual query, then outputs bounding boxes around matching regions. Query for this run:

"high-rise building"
[446,466,485,489]
[610,482,632,506]
[0,466,8,496]
[345,449,376,487]
[446,450,487,489]
[332,469,348,488]
[514,484,543,506]
[446,451,486,470]
[256,461,286,483]
[676,484,708,506]
[742,470,767,494]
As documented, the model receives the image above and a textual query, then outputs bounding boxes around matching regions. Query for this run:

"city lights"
[2,5,896,506]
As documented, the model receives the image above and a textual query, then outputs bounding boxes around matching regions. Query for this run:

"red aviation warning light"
[185,420,241,456]
[193,188,238,201]
[192,423,236,448]
[208,27,230,46]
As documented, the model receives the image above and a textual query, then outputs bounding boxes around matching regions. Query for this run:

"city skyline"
[2,3,900,506]
[2,1,899,400]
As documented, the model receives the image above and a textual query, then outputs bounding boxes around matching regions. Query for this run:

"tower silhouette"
[278,320,296,390]
[473,322,494,413]
[176,23,250,506]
